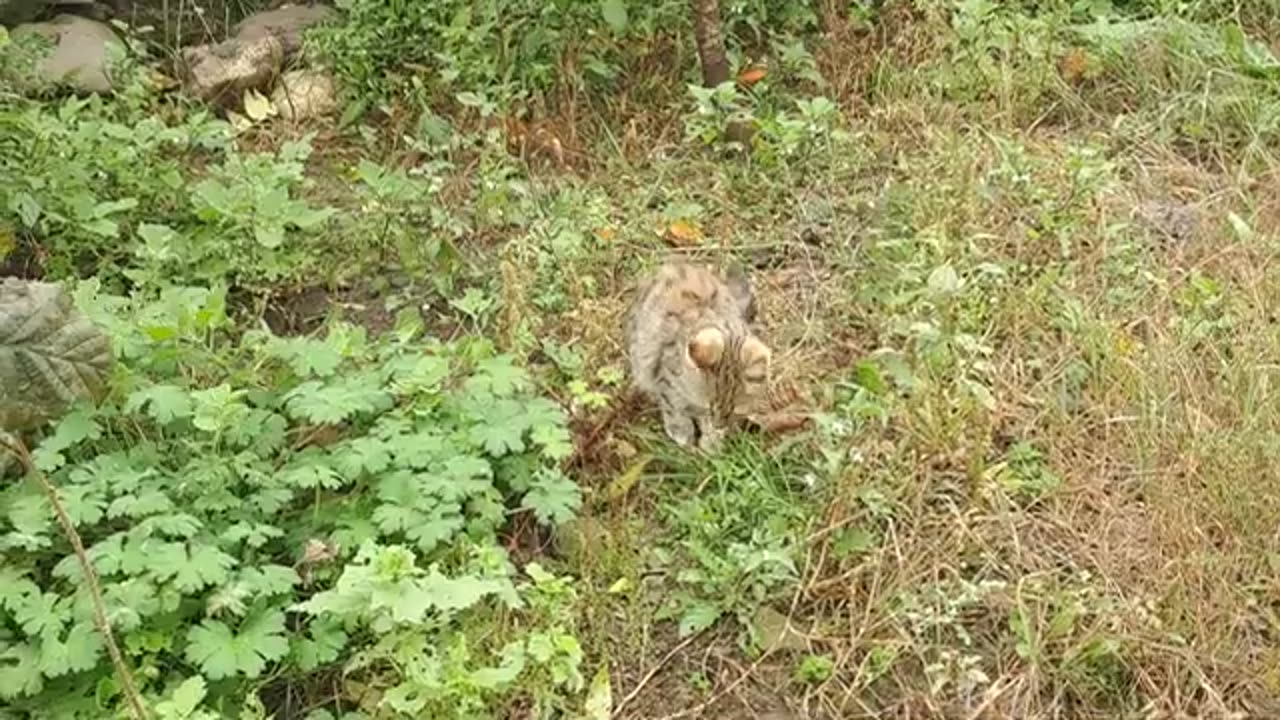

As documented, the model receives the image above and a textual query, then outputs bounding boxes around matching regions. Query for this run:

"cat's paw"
[662,413,696,448]
[696,426,725,453]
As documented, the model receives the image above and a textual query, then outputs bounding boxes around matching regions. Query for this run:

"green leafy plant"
[0,279,583,717]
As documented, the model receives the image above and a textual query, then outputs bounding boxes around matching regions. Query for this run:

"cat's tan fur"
[625,260,771,451]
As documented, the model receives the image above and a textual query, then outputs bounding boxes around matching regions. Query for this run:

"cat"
[625,259,771,452]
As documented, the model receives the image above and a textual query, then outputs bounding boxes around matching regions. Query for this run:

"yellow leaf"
[227,110,253,133]
[146,69,180,91]
[594,226,617,242]
[664,220,703,247]
[606,455,651,501]
[243,88,276,122]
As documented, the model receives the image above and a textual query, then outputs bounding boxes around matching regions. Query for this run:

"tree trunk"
[689,0,752,145]
[691,0,731,87]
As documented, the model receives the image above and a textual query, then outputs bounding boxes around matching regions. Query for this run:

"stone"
[270,68,337,121]
[181,3,333,106]
[181,34,283,106]
[231,4,331,57]
[10,14,124,94]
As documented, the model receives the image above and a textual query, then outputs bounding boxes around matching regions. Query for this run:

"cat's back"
[629,261,737,338]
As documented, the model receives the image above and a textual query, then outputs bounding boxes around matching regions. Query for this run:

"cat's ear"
[688,327,726,369]
[739,336,771,379]
[724,262,757,322]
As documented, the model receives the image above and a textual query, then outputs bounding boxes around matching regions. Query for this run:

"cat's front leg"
[695,417,725,453]
[660,404,697,448]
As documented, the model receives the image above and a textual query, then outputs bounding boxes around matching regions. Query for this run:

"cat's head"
[687,324,772,418]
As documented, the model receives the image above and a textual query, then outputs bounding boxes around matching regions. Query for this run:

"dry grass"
[496,16,1280,715]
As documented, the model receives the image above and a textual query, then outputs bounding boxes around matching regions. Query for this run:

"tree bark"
[689,0,753,145]
[691,0,732,87]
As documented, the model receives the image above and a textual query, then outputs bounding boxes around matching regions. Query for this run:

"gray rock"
[231,4,331,57]
[10,14,124,93]
[182,34,284,106]
[270,68,337,121]
[182,3,333,106]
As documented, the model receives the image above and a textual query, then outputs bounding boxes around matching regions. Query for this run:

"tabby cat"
[625,260,772,451]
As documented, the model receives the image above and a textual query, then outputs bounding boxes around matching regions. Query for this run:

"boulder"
[231,4,331,57]
[10,14,124,94]
[182,33,284,106]
[181,3,332,106]
[270,68,337,121]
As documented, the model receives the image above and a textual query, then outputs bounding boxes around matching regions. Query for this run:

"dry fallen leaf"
[146,69,180,91]
[664,220,703,247]
[1059,47,1090,84]
[606,455,652,501]
[738,65,768,86]
[242,88,276,122]
[749,412,812,435]
[594,226,617,242]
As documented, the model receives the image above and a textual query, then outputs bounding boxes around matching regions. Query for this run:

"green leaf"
[266,336,344,378]
[332,436,391,477]
[601,0,628,33]
[14,591,69,637]
[0,279,113,432]
[31,408,102,471]
[38,620,103,677]
[185,609,289,679]
[279,452,343,490]
[285,377,389,424]
[465,355,529,397]
[471,641,526,689]
[521,468,581,526]
[155,676,208,719]
[126,384,194,424]
[678,600,721,637]
[583,663,612,719]
[150,543,235,592]
[0,643,43,699]
[291,620,347,672]
[926,263,961,298]
[0,567,39,612]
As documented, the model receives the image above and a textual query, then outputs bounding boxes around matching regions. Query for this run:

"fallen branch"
[1,434,149,720]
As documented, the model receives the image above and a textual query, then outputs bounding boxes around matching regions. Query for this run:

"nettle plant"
[0,281,585,717]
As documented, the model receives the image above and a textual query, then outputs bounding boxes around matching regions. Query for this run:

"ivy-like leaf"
[0,566,39,612]
[265,336,343,378]
[31,408,102,471]
[464,355,529,397]
[521,468,582,527]
[38,620,103,677]
[13,591,69,637]
[185,609,289,679]
[285,376,389,424]
[149,543,235,592]
[125,384,194,424]
[332,436,391,478]
[291,619,347,671]
[0,643,43,699]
